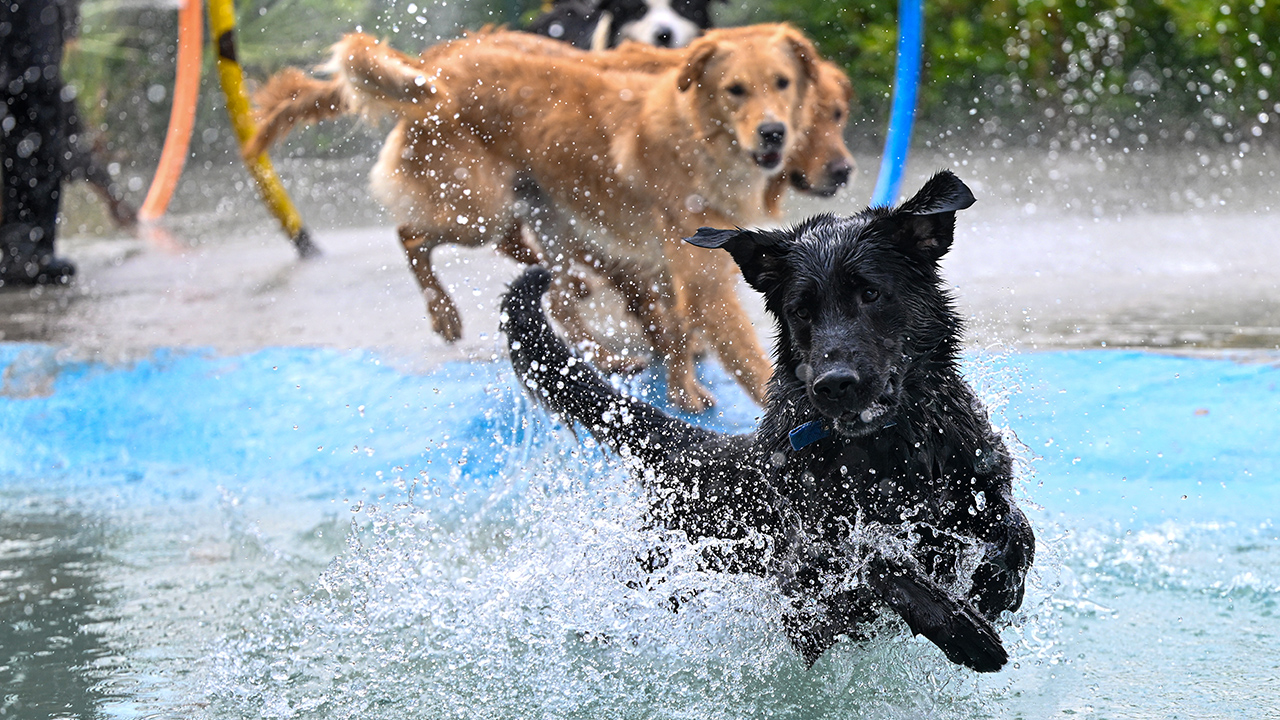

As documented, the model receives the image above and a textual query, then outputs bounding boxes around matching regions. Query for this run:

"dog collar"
[788,420,830,451]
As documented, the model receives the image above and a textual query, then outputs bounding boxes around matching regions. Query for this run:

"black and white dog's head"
[611,0,714,47]
[527,0,722,50]
[687,172,976,438]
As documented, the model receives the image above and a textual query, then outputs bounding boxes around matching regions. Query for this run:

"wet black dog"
[501,171,1034,672]
[525,0,721,50]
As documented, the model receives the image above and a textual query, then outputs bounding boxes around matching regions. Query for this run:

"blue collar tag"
[788,420,830,451]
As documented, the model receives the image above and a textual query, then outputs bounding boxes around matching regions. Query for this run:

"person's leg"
[63,93,137,230]
[1,0,74,285]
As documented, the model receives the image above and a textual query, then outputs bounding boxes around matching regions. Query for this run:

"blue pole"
[870,0,924,207]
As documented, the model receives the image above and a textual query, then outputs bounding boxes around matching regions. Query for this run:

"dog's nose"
[827,159,853,187]
[654,27,674,47]
[813,369,859,405]
[758,122,787,149]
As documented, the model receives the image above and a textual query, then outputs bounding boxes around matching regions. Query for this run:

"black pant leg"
[1,0,68,276]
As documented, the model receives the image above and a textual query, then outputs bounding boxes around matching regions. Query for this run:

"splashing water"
[2,345,1277,718]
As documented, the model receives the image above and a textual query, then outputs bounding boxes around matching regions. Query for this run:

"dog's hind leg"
[379,125,521,342]
[398,226,467,342]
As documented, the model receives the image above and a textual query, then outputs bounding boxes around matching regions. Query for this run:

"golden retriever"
[248,25,833,411]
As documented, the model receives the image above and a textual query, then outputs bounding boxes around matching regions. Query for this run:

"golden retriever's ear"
[785,31,820,86]
[836,68,855,104]
[677,41,718,93]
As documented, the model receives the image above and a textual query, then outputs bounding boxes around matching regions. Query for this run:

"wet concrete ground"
[2,147,1278,365]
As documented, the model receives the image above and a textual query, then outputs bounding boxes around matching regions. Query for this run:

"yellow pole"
[207,0,320,258]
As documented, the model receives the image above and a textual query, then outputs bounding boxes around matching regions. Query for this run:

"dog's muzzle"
[820,159,854,194]
[807,367,899,436]
[752,122,787,170]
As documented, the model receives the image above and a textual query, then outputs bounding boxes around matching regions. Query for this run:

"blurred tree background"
[64,0,513,174]
[62,0,1279,173]
[771,0,1279,151]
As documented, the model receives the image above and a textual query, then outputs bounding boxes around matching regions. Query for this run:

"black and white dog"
[525,0,722,50]
[502,172,1035,672]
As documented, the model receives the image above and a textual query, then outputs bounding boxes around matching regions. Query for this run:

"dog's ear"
[836,68,855,104]
[782,29,820,87]
[894,171,975,262]
[677,40,719,93]
[687,226,790,292]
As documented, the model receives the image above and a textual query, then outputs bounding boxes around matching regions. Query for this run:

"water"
[2,344,1276,718]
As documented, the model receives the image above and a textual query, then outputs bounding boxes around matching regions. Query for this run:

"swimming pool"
[2,344,1276,718]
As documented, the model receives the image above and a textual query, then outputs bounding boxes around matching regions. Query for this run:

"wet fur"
[501,172,1034,671]
[245,26,828,413]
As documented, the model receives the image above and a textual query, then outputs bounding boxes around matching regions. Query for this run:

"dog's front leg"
[605,262,712,412]
[666,218,773,405]
[864,552,1008,672]
[968,497,1035,619]
[676,248,773,405]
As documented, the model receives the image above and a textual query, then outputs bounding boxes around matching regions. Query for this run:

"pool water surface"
[1,344,1277,719]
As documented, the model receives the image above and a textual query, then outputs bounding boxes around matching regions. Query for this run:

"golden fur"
[246,25,848,411]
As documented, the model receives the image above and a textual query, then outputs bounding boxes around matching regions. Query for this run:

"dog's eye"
[833,108,844,122]
[727,83,747,97]
[776,76,790,91]
[793,307,811,321]
[861,288,881,303]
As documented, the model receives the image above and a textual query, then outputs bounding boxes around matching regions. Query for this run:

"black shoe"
[35,257,77,285]
[0,257,77,288]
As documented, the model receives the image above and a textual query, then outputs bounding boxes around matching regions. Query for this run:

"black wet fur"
[501,171,1034,673]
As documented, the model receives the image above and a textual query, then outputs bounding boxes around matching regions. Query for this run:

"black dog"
[525,0,721,50]
[501,172,1034,672]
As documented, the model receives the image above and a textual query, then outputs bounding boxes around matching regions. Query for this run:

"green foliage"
[61,0,511,167]
[59,0,1280,172]
[235,0,372,72]
[770,0,1280,145]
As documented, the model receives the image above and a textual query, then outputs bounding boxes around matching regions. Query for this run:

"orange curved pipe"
[138,0,202,221]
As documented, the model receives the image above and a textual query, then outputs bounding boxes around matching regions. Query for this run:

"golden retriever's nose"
[827,159,853,187]
[758,122,787,150]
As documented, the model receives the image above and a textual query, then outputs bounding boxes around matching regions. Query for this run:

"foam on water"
[1,345,1277,718]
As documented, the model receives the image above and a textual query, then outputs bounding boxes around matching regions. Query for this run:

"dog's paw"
[866,556,1008,672]
[595,351,648,375]
[670,380,715,413]
[428,302,464,343]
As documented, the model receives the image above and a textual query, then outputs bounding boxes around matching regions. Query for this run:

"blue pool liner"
[1,345,1276,526]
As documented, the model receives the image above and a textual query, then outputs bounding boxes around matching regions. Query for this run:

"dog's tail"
[244,33,440,160]
[323,32,440,117]
[502,267,714,468]
[244,68,349,159]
